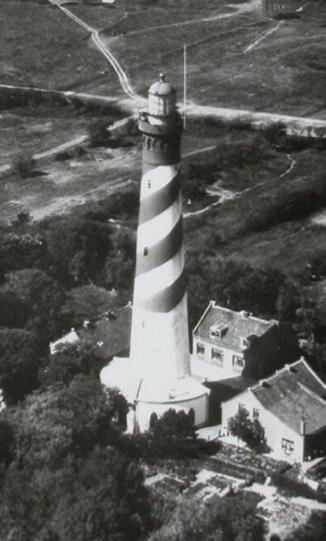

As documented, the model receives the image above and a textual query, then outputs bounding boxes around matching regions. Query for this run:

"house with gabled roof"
[50,303,132,360]
[221,359,326,463]
[191,301,299,382]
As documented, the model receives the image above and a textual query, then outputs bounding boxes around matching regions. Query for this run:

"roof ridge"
[208,303,277,325]
[299,358,326,390]
[252,358,323,393]
[251,359,304,391]
[247,314,277,325]
[193,300,214,334]
[297,382,326,405]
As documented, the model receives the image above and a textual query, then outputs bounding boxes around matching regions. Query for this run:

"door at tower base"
[100,356,210,433]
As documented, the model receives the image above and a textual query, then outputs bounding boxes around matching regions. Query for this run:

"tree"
[284,511,326,541]
[0,329,42,404]
[148,409,198,458]
[9,376,127,467]
[42,216,112,285]
[1,269,67,342]
[0,447,151,541]
[228,407,268,453]
[11,153,36,179]
[149,492,265,541]
[63,284,117,325]
[88,118,112,147]
[41,343,106,387]
[0,419,14,465]
[11,210,31,228]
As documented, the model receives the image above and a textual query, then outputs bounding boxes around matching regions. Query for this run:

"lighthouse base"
[100,356,210,433]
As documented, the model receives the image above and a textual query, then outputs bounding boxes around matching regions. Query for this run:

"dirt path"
[243,21,284,53]
[184,149,298,219]
[49,0,140,100]
[49,0,260,102]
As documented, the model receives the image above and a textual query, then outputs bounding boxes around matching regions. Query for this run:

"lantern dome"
[148,73,176,119]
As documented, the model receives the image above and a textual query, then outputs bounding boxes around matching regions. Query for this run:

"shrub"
[228,408,269,453]
[88,118,112,147]
[270,472,321,500]
[11,153,36,179]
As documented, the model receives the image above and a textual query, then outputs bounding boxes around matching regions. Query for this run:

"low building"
[221,359,326,463]
[50,304,132,360]
[191,302,298,382]
[261,0,302,18]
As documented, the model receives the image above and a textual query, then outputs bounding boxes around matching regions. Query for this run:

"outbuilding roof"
[50,304,132,359]
[252,359,326,435]
[193,301,277,353]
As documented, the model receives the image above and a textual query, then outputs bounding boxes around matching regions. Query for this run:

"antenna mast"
[183,43,187,130]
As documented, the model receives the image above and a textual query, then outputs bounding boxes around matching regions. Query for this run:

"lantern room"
[147,73,176,121]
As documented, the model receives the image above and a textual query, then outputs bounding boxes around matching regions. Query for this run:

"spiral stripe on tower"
[133,163,186,313]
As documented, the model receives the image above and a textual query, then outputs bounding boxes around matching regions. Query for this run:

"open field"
[0,102,119,167]
[103,0,326,117]
[0,103,292,226]
[1,1,325,118]
[184,138,326,274]
[0,0,123,97]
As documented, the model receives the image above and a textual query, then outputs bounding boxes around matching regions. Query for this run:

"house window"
[211,347,223,365]
[232,355,244,369]
[196,343,205,356]
[148,180,151,189]
[240,336,249,350]
[238,403,245,412]
[282,438,294,455]
[143,247,148,256]
[253,408,260,419]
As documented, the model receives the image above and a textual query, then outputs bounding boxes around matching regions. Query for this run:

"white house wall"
[221,391,305,463]
[192,336,244,380]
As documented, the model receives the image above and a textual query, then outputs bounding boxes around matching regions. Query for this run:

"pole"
[183,43,187,130]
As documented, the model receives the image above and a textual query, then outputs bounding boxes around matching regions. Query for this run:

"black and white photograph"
[0,1,325,539]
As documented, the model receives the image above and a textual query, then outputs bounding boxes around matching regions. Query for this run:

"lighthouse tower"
[100,75,209,432]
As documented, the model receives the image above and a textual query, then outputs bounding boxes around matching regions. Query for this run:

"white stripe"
[133,250,184,302]
[140,164,179,200]
[137,192,182,251]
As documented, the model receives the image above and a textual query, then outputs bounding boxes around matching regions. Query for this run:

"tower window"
[143,247,148,256]
[148,180,151,189]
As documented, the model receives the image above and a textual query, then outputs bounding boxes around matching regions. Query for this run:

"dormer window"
[210,324,228,340]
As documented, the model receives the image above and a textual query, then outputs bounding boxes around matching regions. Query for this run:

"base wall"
[128,392,209,433]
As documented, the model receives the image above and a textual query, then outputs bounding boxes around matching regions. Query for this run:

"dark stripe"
[139,171,180,225]
[140,270,186,313]
[136,217,183,276]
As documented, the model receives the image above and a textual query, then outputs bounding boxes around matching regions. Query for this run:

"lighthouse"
[100,75,209,432]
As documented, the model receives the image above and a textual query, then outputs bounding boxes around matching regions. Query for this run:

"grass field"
[184,140,326,274]
[103,0,326,117]
[0,0,123,96]
[1,0,325,117]
[0,102,111,167]
[0,106,293,227]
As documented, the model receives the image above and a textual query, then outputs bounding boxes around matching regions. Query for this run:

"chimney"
[300,417,306,436]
